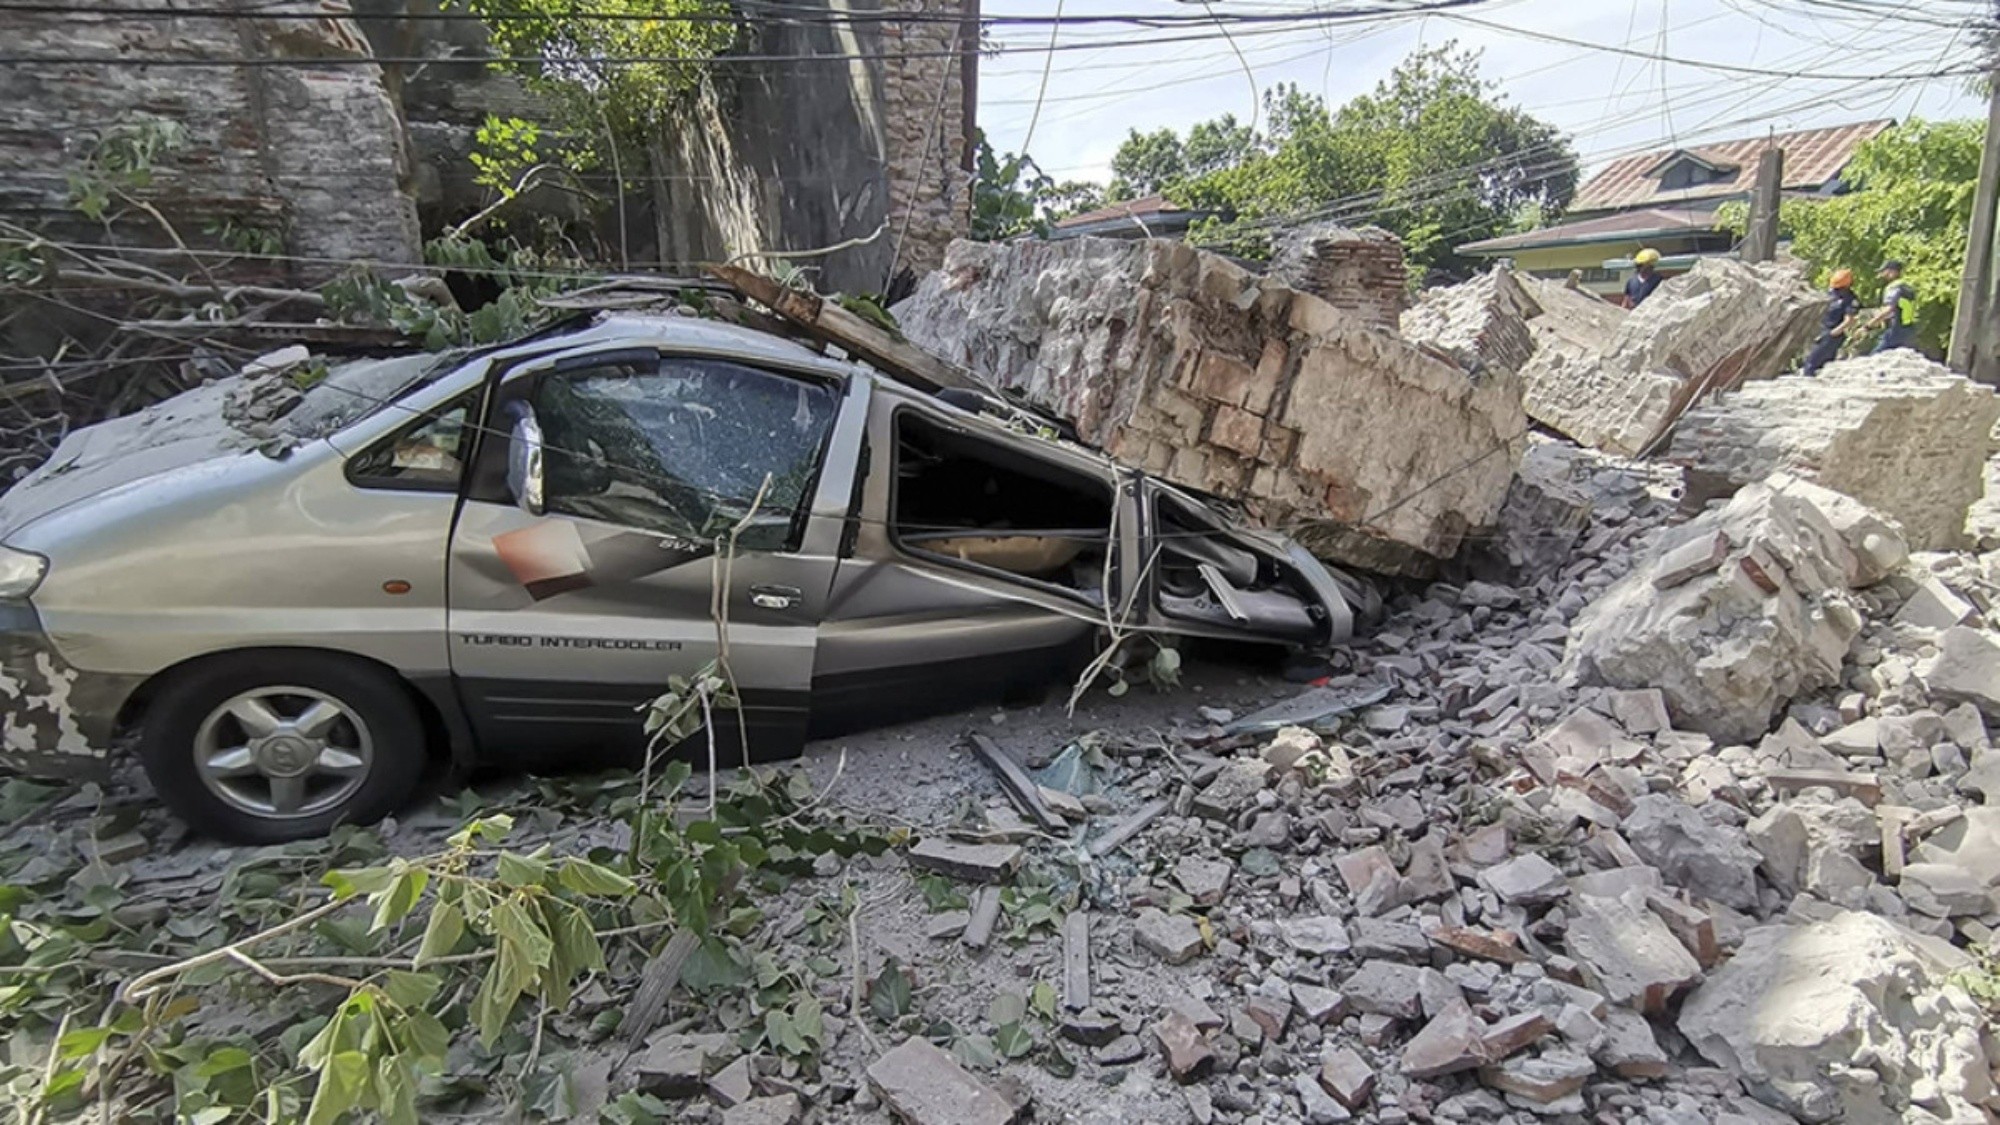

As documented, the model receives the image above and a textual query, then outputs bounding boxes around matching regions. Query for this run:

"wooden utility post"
[1951,46,2000,383]
[1740,146,1784,263]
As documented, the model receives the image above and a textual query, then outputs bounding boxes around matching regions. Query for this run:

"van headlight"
[0,546,47,599]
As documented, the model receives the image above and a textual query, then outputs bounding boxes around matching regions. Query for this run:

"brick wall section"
[0,1,420,281]
[878,0,973,283]
[1269,223,1408,333]
[893,237,1529,577]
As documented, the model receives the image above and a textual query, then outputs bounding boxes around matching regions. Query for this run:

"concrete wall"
[355,0,974,294]
[1,0,422,281]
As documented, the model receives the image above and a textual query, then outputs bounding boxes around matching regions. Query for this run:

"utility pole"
[1741,145,1783,264]
[1951,6,2000,383]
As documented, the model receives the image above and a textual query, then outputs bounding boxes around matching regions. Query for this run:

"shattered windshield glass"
[273,351,467,440]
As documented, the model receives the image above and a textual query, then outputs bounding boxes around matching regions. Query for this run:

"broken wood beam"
[1088,798,1171,858]
[908,838,1023,883]
[706,263,986,395]
[968,733,1066,833]
[623,927,699,1044]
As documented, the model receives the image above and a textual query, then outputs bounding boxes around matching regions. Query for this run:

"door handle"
[749,584,803,610]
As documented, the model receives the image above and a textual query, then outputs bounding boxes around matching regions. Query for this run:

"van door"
[446,346,861,767]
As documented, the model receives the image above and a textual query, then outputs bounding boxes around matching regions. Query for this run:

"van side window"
[348,400,471,489]
[532,357,841,552]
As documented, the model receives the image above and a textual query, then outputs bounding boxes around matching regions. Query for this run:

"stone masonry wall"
[1,1,420,280]
[893,237,1529,576]
[877,0,973,285]
[1269,223,1408,333]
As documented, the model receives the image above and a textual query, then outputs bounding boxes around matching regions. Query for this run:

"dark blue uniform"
[1803,288,1858,376]
[1623,269,1663,307]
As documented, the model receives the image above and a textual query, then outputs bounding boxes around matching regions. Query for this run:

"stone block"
[867,1037,1020,1125]
[1564,892,1702,1013]
[1671,351,2000,551]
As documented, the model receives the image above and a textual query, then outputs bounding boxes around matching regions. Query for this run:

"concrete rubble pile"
[1670,352,2000,551]
[1511,259,1822,457]
[1399,266,1543,384]
[622,449,2000,1125]
[892,237,1529,577]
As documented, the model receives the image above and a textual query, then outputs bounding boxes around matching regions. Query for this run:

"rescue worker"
[1801,268,1859,377]
[1863,259,1919,353]
[1622,248,1664,308]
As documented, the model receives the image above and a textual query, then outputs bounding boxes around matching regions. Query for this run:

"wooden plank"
[1088,797,1171,858]
[968,733,1065,833]
[962,887,1004,951]
[622,927,699,1044]
[1062,910,1091,1012]
[706,263,986,394]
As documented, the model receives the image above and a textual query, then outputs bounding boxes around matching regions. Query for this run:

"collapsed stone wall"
[892,237,1528,576]
[1669,352,2000,552]
[1516,259,1820,457]
[1268,224,1409,333]
[1,1,421,278]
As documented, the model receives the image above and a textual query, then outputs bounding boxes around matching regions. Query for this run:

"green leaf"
[792,994,824,1046]
[375,1055,418,1125]
[401,1009,452,1063]
[56,1026,114,1060]
[558,857,636,897]
[994,1022,1035,1058]
[192,1045,253,1078]
[1029,981,1059,1023]
[305,1050,370,1125]
[496,852,551,890]
[490,897,554,968]
[549,902,605,977]
[322,866,394,901]
[1042,1043,1077,1078]
[372,868,428,932]
[989,992,1026,1028]
[952,1034,1000,1070]
[472,957,524,1046]
[414,899,465,966]
[868,958,913,1022]
[382,970,443,1010]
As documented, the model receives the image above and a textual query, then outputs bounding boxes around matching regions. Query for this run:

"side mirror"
[505,402,545,517]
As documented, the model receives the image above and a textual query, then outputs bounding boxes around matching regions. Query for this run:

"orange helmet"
[1830,268,1855,289]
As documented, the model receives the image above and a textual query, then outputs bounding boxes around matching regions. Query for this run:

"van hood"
[0,352,449,538]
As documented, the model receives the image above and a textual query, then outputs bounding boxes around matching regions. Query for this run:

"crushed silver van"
[0,313,1372,841]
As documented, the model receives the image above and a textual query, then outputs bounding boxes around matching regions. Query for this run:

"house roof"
[1052,194,1187,230]
[1569,119,1893,213]
[1458,206,1717,256]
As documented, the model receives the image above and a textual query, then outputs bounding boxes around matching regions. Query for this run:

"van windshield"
[274,351,467,440]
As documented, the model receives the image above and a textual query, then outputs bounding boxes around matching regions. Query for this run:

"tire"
[138,653,429,845]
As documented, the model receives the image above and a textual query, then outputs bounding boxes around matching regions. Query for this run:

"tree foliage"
[1105,45,1577,274]
[972,133,1105,240]
[1721,118,1982,354]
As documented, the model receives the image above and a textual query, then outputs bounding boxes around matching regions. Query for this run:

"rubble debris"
[1401,998,1492,1078]
[1399,265,1542,382]
[1621,794,1762,911]
[1563,892,1703,1014]
[1061,911,1091,1011]
[907,838,1023,882]
[1923,626,2000,719]
[723,1093,802,1125]
[636,1031,733,1098]
[1517,258,1820,457]
[962,887,1003,950]
[1225,682,1394,736]
[1342,960,1425,1021]
[866,1037,1021,1125]
[1318,1045,1376,1109]
[967,734,1065,832]
[1678,912,1993,1123]
[1134,907,1205,964]
[1088,797,1170,857]
[1671,352,2000,550]
[1153,1009,1216,1083]
[1480,1050,1596,1106]
[1568,474,1902,743]
[1477,852,1568,904]
[892,237,1529,575]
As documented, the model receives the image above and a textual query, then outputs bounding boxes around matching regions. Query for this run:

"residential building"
[1456,120,1892,296]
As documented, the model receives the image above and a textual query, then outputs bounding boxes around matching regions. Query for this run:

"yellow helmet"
[1634,248,1662,267]
[1830,268,1855,289]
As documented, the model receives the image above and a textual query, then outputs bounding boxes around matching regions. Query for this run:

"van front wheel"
[139,654,428,844]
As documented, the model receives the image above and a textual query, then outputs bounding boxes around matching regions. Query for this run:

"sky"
[972,0,1990,189]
